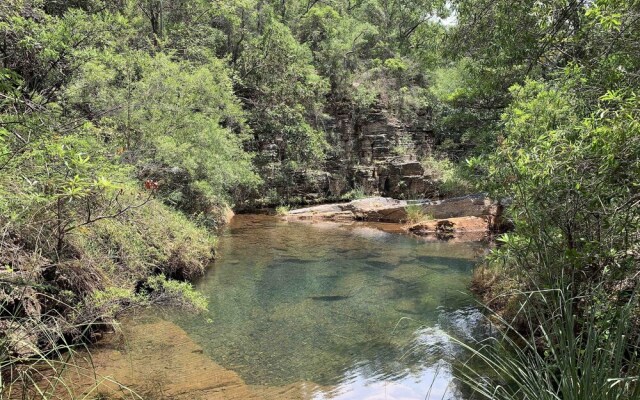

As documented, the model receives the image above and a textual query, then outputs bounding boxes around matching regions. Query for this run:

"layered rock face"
[325,101,436,199]
[259,99,437,203]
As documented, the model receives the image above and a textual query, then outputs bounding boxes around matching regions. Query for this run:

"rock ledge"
[286,194,497,222]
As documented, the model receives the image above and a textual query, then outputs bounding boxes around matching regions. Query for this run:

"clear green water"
[170,215,488,399]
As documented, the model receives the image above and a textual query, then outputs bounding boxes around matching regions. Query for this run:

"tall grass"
[1,296,140,400]
[405,204,431,224]
[275,205,290,216]
[454,288,640,400]
[341,185,367,201]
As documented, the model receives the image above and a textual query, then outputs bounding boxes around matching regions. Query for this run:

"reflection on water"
[164,215,488,400]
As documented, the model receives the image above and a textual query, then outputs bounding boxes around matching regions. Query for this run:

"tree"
[68,51,260,215]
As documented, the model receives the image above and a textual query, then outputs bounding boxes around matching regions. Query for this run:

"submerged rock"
[62,317,324,399]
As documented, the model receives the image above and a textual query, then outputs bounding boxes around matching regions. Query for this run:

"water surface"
[165,215,488,399]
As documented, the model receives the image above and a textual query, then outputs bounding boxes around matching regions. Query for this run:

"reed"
[1,297,140,400]
[454,288,640,400]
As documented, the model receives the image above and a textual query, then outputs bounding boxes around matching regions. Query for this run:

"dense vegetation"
[454,0,640,398]
[1,0,638,398]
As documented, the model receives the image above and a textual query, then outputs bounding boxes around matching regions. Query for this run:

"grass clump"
[404,204,431,224]
[421,155,472,197]
[145,275,208,312]
[275,205,290,216]
[455,288,640,400]
[341,185,367,201]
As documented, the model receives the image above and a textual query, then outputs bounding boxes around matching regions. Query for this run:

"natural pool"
[167,215,489,399]
[75,215,490,400]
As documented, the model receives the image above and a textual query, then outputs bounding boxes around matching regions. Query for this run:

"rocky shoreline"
[284,195,504,239]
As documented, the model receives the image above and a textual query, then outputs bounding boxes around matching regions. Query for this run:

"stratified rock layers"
[261,100,437,201]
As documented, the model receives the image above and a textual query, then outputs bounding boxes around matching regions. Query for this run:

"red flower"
[144,179,159,191]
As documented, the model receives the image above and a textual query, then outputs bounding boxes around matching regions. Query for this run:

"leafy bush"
[468,80,640,398]
[275,205,290,216]
[477,81,639,297]
[421,155,472,197]
[68,52,261,215]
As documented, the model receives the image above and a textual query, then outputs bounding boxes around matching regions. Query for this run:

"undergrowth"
[405,204,432,224]
[275,205,290,216]
[454,287,640,400]
[0,296,142,399]
[340,185,367,201]
[421,155,472,197]
[0,191,214,397]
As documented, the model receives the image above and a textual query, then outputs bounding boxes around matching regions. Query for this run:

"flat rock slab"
[285,195,495,224]
[286,197,408,222]
[418,195,494,219]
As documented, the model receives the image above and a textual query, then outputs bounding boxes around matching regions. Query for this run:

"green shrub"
[341,185,367,201]
[455,289,640,400]
[392,143,412,156]
[421,155,472,197]
[69,52,261,213]
[70,195,216,283]
[405,204,428,223]
[275,205,290,216]
[465,81,640,400]
[145,275,208,312]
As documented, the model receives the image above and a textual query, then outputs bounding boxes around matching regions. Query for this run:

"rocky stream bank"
[284,194,505,240]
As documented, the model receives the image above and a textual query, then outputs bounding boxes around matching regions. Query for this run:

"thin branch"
[63,192,153,234]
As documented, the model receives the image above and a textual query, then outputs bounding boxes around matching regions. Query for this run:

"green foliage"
[341,185,367,201]
[383,57,407,72]
[71,196,216,282]
[480,80,638,287]
[448,2,640,395]
[239,19,329,164]
[92,286,144,316]
[405,204,427,224]
[469,78,640,398]
[457,289,640,400]
[68,51,260,212]
[0,3,237,389]
[1,0,639,397]
[421,155,472,197]
[275,205,290,216]
[298,5,378,100]
[145,275,208,312]
[0,129,136,257]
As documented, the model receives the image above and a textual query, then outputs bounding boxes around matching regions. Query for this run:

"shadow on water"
[149,215,493,399]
